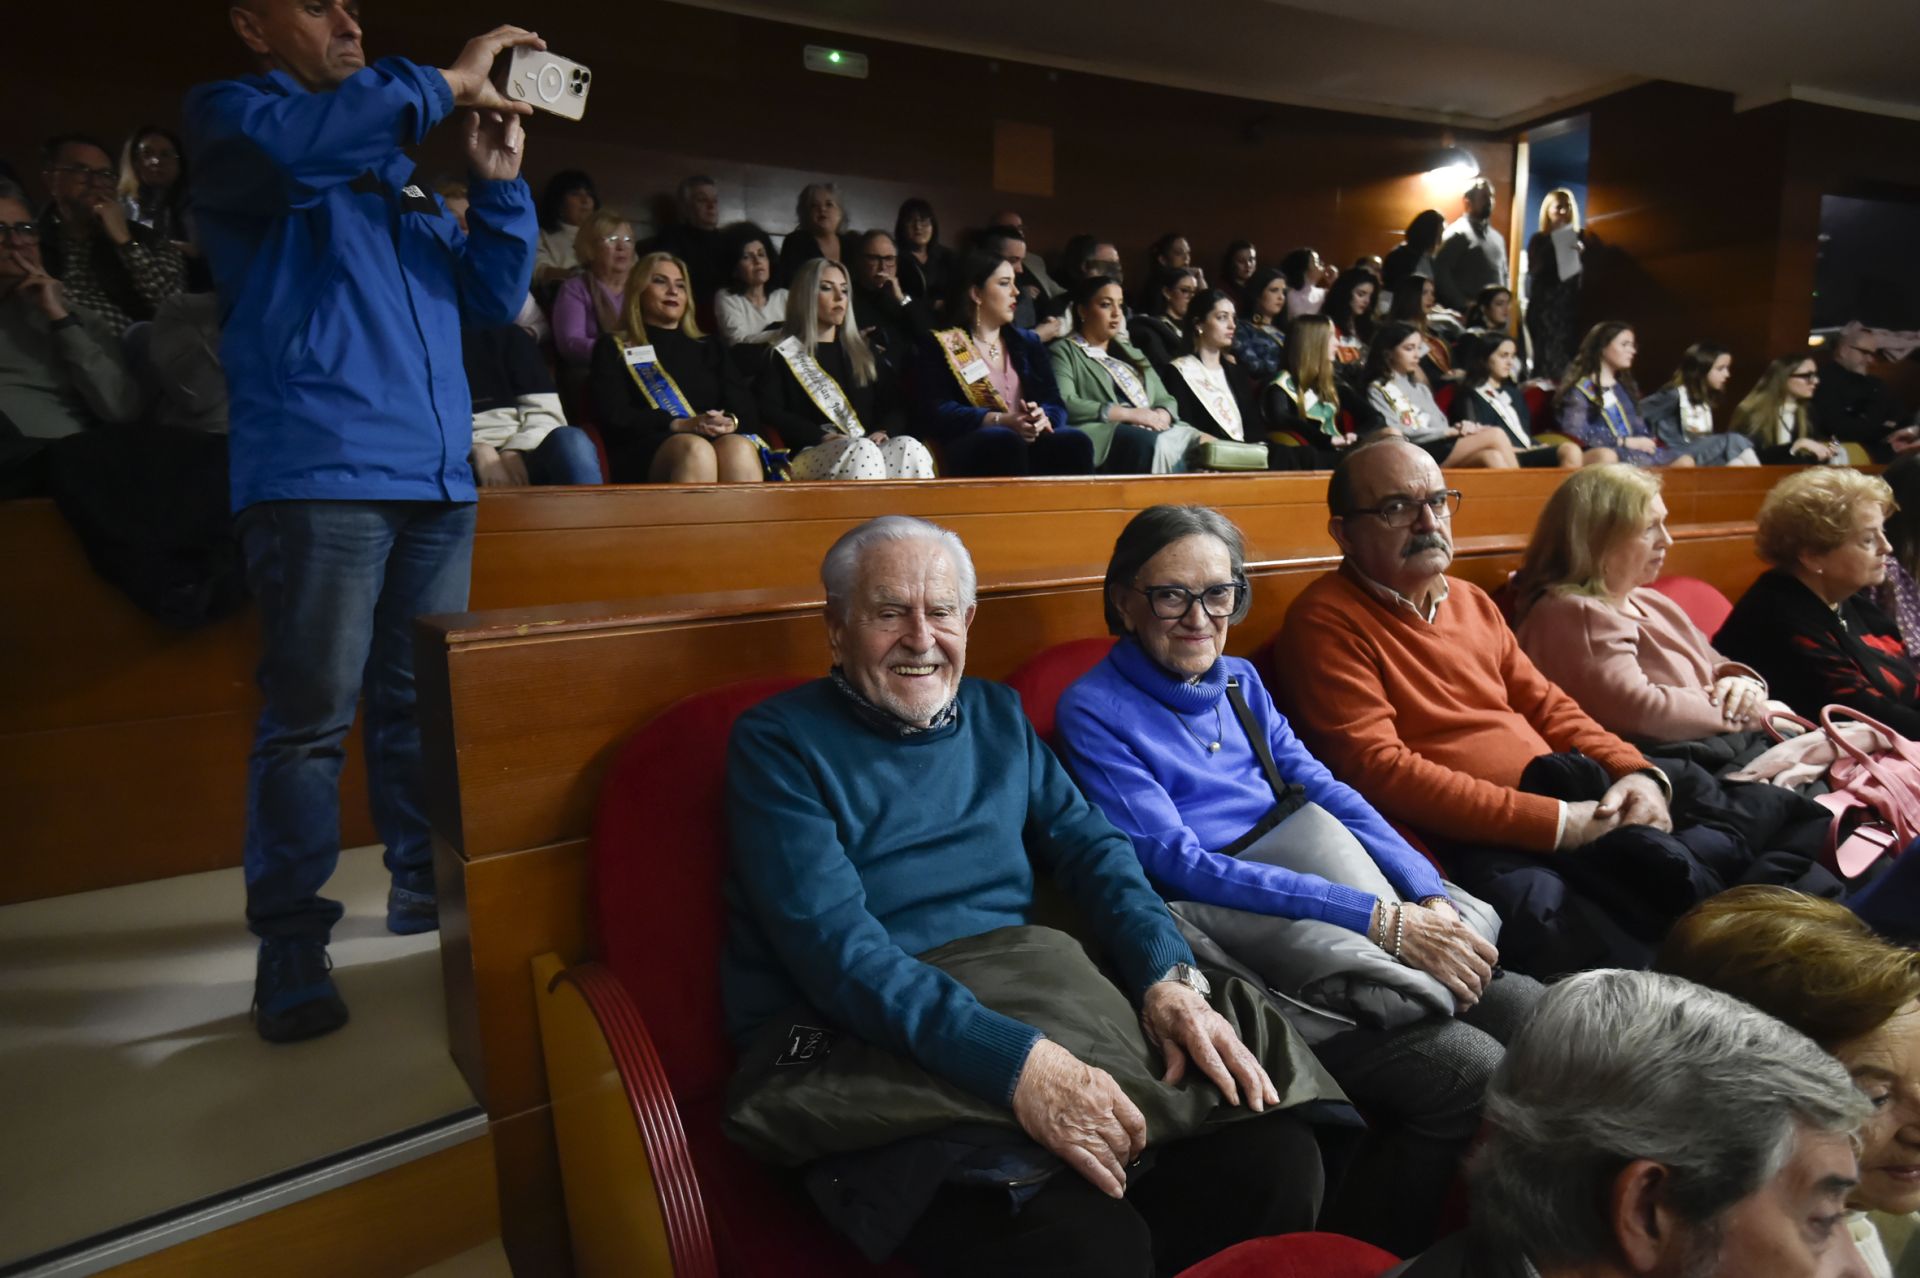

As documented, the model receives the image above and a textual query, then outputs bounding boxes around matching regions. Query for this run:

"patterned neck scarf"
[829,666,958,736]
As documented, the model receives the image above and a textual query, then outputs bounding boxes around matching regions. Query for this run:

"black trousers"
[899,1111,1324,1278]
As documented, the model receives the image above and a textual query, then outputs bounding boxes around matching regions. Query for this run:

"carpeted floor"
[0,846,480,1267]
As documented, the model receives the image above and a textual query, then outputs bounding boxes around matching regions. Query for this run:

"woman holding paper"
[1526,188,1584,381]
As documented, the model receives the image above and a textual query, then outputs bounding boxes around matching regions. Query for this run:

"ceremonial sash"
[1475,383,1532,447]
[1377,377,1428,432]
[621,342,696,418]
[775,336,865,439]
[933,328,1010,413]
[1579,378,1634,445]
[1073,335,1151,409]
[622,338,791,481]
[1277,373,1342,443]
[1171,356,1244,441]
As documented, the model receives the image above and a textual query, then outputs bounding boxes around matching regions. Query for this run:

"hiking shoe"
[252,938,348,1043]
[387,884,439,936]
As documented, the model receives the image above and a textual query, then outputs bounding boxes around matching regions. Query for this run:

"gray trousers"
[1314,969,1544,1257]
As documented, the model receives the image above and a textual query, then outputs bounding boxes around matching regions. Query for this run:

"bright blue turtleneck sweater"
[1055,639,1448,933]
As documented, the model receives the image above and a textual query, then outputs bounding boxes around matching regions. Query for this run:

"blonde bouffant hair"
[612,251,705,348]
[1753,467,1893,568]
[1511,464,1663,619]
[1655,885,1920,1052]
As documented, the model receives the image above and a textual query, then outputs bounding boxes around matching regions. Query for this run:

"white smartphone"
[493,48,592,121]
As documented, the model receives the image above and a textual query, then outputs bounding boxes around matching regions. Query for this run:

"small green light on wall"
[804,45,869,79]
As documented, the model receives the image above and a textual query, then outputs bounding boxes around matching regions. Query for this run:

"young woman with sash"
[1552,322,1695,469]
[1325,269,1379,387]
[1362,320,1521,468]
[1052,276,1207,474]
[1261,314,1354,470]
[1163,287,1272,463]
[1386,275,1456,384]
[757,258,935,481]
[1451,333,1585,468]
[588,252,765,484]
[913,250,1092,477]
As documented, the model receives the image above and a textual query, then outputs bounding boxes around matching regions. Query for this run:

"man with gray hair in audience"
[1391,968,1874,1278]
[721,514,1342,1276]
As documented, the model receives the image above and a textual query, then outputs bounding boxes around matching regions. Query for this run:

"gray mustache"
[1405,533,1450,557]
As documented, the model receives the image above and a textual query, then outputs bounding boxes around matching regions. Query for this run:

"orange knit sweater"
[1273,567,1650,852]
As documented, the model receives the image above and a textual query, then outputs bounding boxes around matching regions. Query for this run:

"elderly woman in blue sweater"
[1054,504,1544,1258]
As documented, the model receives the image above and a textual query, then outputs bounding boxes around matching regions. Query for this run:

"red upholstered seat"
[1524,383,1553,435]
[1432,383,1455,418]
[1004,637,1118,742]
[1173,1232,1399,1277]
[1648,574,1734,637]
[590,675,913,1275]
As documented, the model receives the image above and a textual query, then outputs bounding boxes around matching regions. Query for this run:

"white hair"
[1469,969,1869,1269]
[821,517,977,621]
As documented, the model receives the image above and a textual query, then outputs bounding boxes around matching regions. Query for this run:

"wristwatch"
[1157,962,1211,998]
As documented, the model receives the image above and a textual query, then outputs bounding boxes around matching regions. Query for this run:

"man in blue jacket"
[186,1,543,1041]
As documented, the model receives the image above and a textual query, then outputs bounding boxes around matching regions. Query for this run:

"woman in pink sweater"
[1512,465,1789,744]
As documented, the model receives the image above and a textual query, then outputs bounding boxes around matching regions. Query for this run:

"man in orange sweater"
[1275,438,1672,853]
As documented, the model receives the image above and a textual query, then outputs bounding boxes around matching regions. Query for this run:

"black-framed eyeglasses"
[1347,490,1463,528]
[48,165,117,185]
[1132,581,1244,620]
[0,222,41,243]
[863,253,898,265]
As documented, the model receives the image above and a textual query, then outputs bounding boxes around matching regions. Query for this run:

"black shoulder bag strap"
[1218,677,1309,855]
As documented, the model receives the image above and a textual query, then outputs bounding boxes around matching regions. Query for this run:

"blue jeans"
[518,427,603,485]
[237,500,477,942]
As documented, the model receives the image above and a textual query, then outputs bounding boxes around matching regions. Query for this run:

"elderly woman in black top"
[779,182,857,287]
[1716,467,1920,737]
[589,252,763,484]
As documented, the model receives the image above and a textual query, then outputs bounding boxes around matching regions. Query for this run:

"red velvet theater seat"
[1648,574,1734,638]
[1174,1232,1399,1277]
[1004,636,1117,742]
[537,675,917,1276]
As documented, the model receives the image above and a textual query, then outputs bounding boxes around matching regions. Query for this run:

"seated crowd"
[717,485,1919,1275]
[7,145,1919,497]
[9,73,1920,1278]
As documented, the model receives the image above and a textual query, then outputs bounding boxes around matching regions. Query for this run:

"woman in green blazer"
[1049,276,1206,473]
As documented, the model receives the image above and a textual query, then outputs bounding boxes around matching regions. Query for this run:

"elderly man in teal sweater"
[722,515,1329,1277]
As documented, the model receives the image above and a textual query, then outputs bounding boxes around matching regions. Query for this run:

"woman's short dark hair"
[1059,233,1106,283]
[718,221,779,294]
[1387,279,1433,325]
[894,197,939,250]
[538,169,598,232]
[1245,265,1289,318]
[1102,505,1252,635]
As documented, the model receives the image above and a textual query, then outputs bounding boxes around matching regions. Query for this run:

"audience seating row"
[417,519,1768,1272]
[1,467,1791,905]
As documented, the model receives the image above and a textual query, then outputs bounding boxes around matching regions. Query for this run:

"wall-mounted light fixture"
[1425,146,1481,190]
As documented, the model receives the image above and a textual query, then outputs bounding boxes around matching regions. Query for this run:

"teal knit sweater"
[721,676,1193,1105]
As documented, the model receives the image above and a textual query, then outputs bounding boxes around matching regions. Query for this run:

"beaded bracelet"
[1391,903,1407,961]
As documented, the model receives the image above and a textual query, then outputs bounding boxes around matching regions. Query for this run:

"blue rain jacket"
[185,59,536,511]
